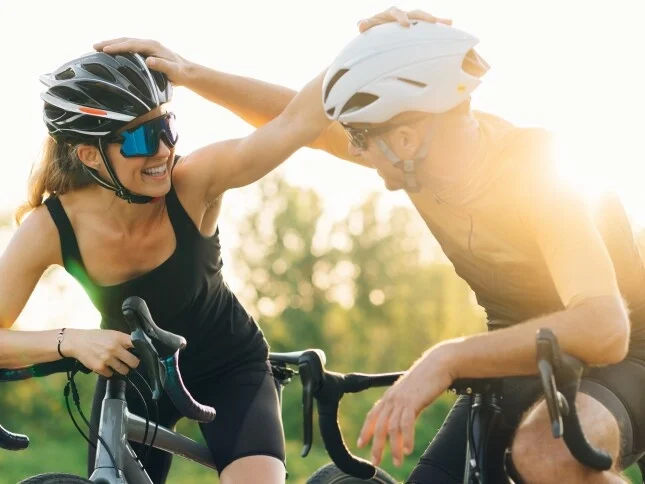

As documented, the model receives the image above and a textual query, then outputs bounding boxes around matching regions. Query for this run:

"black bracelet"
[57,328,67,359]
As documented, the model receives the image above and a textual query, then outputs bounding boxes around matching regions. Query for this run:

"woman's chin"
[134,178,172,198]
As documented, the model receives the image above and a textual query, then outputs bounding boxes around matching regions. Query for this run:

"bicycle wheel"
[18,473,93,484]
[306,463,398,483]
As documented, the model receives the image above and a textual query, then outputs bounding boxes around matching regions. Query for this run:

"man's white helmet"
[323,21,489,125]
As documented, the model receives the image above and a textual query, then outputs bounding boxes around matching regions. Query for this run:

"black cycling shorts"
[87,360,285,483]
[406,355,645,484]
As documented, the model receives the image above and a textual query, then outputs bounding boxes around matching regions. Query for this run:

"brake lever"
[297,350,325,457]
[124,313,166,401]
[537,329,563,438]
[537,331,612,471]
[300,362,314,457]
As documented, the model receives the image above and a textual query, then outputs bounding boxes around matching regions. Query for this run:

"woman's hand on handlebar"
[357,345,456,467]
[60,329,140,378]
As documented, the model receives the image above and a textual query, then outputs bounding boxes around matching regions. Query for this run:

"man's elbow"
[604,312,630,365]
[586,296,630,365]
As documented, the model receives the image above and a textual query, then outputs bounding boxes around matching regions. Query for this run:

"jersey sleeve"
[504,129,621,308]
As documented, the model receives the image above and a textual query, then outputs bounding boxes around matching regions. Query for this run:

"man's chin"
[377,170,406,191]
[383,180,406,192]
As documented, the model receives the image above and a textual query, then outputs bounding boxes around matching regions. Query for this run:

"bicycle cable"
[128,369,160,468]
[467,395,482,484]
[63,364,120,480]
[62,364,154,479]
[124,373,150,467]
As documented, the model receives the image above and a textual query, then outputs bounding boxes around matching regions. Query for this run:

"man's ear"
[388,126,423,160]
[76,144,101,169]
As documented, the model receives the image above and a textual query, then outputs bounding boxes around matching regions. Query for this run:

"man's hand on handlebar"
[60,329,139,378]
[357,344,456,467]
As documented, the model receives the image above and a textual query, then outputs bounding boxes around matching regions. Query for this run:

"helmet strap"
[374,131,433,193]
[82,139,155,204]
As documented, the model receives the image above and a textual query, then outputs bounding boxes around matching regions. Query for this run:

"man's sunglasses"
[110,113,178,158]
[342,114,430,151]
[342,124,385,151]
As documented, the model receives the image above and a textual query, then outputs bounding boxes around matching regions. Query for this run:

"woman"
[1,49,329,483]
[1,9,419,482]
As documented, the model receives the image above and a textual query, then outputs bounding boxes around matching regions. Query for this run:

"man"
[96,7,645,483]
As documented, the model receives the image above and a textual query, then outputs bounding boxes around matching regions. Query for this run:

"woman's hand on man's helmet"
[357,6,452,33]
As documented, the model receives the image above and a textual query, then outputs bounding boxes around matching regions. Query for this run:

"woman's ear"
[76,144,101,169]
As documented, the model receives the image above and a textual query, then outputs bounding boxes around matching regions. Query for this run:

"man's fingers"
[102,39,160,56]
[370,404,392,465]
[358,404,380,447]
[387,407,404,466]
[401,407,416,455]
[93,38,130,51]
[146,57,177,76]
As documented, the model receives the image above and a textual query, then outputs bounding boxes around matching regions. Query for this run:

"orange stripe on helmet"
[79,106,108,116]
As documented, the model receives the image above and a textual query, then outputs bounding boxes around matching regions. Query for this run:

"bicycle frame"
[1,325,613,483]
[89,378,216,484]
[461,384,511,484]
[89,363,292,484]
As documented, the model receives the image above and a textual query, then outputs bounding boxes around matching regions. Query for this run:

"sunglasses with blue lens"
[110,113,178,158]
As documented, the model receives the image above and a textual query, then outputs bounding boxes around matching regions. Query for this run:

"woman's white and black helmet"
[322,21,489,125]
[40,52,172,141]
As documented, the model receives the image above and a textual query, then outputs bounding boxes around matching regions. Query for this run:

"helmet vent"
[397,77,427,88]
[150,70,168,93]
[340,92,378,116]
[44,104,66,120]
[50,85,90,106]
[117,65,151,101]
[326,107,335,117]
[324,68,349,103]
[55,68,76,81]
[462,49,489,78]
[82,63,116,83]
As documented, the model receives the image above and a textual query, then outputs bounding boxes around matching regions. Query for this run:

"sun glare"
[13,267,101,332]
[554,135,617,203]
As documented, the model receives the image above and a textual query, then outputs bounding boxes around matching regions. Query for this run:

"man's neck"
[421,110,482,181]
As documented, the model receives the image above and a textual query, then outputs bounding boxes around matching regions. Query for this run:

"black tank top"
[44,186,268,381]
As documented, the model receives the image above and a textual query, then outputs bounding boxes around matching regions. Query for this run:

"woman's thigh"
[194,361,286,476]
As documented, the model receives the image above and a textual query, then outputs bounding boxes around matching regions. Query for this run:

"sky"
[1,0,644,329]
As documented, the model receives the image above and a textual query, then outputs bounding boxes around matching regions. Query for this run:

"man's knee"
[510,394,622,482]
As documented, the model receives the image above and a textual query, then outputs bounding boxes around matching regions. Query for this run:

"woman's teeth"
[142,165,167,176]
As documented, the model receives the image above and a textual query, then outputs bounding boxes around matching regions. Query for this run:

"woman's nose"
[157,138,172,156]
